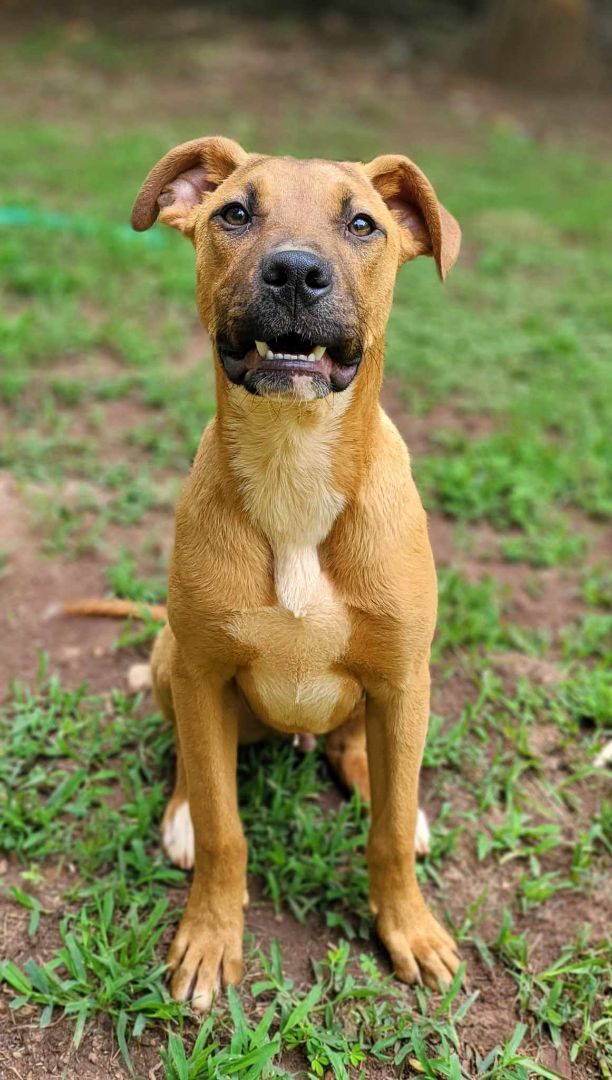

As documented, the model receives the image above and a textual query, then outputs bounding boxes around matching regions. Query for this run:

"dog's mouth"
[252,336,328,370]
[218,332,361,399]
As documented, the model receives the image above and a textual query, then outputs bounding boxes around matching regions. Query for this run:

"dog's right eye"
[348,214,376,237]
[219,203,250,227]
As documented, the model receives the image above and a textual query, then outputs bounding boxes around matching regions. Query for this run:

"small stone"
[491,652,562,689]
[127,663,152,694]
[60,645,81,662]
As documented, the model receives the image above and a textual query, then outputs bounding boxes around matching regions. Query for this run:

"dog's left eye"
[348,214,375,237]
[220,203,250,227]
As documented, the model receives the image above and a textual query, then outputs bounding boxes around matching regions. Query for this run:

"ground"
[0,10,611,1080]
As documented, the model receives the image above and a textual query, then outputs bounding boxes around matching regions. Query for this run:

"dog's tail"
[48,598,167,622]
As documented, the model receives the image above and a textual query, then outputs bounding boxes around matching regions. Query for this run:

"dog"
[85,136,462,1010]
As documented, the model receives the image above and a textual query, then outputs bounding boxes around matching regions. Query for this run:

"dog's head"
[132,137,460,401]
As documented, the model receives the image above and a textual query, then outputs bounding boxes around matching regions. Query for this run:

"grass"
[1,658,609,1075]
[0,13,611,1080]
[3,131,611,563]
[493,916,611,1068]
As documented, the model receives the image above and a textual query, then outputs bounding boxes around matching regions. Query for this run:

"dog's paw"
[162,799,194,870]
[378,907,460,991]
[167,910,244,1012]
[415,808,431,857]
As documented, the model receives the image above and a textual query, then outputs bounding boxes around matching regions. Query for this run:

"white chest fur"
[231,571,361,733]
[225,391,350,615]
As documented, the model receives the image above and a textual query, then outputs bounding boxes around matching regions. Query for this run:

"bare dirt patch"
[0,472,146,693]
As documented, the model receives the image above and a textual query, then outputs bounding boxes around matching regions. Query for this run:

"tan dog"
[126,137,462,1009]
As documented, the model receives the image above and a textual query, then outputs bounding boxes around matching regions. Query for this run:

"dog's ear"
[364,154,460,280]
[131,136,248,236]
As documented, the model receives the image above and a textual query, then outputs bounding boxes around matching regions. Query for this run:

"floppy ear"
[131,136,248,236]
[364,154,461,280]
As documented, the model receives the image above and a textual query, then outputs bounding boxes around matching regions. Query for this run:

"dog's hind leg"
[161,750,194,871]
[153,630,268,870]
[325,705,430,856]
[325,703,371,801]
[148,626,194,870]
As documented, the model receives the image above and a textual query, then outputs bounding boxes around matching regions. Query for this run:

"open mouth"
[219,332,361,398]
[249,334,330,377]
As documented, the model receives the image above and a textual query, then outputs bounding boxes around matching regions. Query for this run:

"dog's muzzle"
[216,247,362,399]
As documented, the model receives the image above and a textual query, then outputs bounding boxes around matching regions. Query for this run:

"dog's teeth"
[265,350,318,362]
[255,340,268,358]
[312,345,326,360]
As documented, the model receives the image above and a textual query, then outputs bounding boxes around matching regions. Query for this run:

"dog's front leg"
[366,666,460,990]
[166,654,246,1011]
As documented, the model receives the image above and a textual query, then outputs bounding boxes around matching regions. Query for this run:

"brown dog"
[128,136,461,1009]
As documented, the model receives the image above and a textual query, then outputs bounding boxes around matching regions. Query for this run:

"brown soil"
[0,472,144,694]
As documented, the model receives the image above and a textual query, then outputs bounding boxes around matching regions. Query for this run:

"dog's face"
[133,138,460,400]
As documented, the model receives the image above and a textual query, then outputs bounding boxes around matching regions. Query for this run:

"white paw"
[594,739,612,768]
[162,801,194,870]
[415,808,431,857]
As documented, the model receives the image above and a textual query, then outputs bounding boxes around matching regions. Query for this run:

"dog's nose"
[261,249,332,309]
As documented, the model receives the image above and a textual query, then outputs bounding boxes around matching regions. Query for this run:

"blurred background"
[1,3,611,1079]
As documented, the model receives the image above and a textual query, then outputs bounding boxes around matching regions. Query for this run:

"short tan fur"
[104,137,461,1008]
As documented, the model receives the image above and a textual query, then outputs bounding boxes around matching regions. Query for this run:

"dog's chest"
[225,395,360,731]
[231,573,361,734]
[226,397,347,616]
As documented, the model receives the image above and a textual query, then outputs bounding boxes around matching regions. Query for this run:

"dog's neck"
[215,349,383,615]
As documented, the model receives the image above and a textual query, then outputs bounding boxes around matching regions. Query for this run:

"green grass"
[2,122,610,564]
[494,915,611,1068]
[2,660,610,1076]
[105,548,167,604]
[433,568,547,657]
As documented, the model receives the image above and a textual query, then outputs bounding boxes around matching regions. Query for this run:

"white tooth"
[274,353,283,360]
[284,353,293,360]
[313,345,326,360]
[298,354,307,360]
[307,353,315,362]
[266,350,274,360]
[255,341,268,358]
